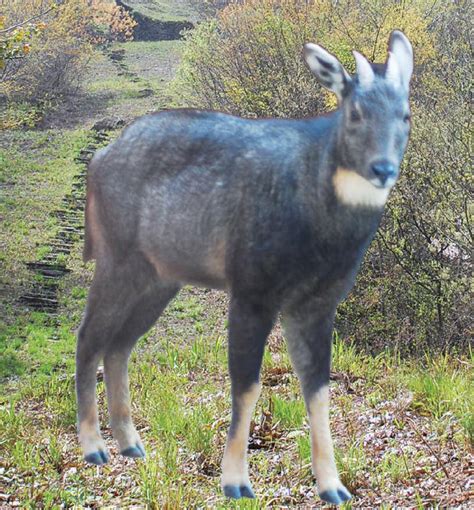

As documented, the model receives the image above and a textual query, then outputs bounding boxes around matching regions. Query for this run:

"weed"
[376,450,412,487]
[336,441,367,493]
[273,394,306,429]
[403,353,473,442]
[296,434,311,463]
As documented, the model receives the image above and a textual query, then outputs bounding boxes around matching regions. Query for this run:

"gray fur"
[77,31,413,503]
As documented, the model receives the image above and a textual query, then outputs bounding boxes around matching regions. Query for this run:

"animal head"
[304,31,413,192]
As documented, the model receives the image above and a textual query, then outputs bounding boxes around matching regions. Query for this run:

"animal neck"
[308,112,392,211]
[296,116,386,248]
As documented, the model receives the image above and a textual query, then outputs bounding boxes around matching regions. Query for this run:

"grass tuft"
[403,352,473,443]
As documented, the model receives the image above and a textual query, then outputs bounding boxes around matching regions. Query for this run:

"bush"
[172,0,472,354]
[339,2,472,354]
[0,0,136,107]
[172,0,433,117]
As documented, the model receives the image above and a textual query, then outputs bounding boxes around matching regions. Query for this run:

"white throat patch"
[333,167,390,208]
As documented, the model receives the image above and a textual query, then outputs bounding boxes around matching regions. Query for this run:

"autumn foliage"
[0,0,136,104]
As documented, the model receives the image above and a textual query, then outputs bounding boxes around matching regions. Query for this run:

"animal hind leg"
[76,255,178,465]
[76,261,129,465]
[282,303,351,505]
[221,297,276,499]
[103,281,180,458]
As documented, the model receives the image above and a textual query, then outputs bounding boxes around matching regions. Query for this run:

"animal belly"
[138,178,230,288]
[145,240,227,289]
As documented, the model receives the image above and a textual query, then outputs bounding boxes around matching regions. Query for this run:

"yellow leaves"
[1,0,136,83]
[175,0,458,123]
[324,91,337,110]
[370,4,434,64]
[90,0,137,43]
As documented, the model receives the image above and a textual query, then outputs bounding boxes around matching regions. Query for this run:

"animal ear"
[304,43,351,102]
[386,30,413,90]
[353,51,374,89]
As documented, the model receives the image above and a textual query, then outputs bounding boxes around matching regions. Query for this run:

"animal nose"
[371,161,397,185]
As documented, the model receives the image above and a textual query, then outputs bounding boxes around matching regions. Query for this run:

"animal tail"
[83,148,107,262]
[83,178,96,262]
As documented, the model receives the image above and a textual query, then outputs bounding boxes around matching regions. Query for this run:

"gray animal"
[76,31,413,504]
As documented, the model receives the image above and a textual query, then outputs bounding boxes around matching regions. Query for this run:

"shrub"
[0,0,136,107]
[339,1,472,354]
[172,0,433,117]
[172,0,472,354]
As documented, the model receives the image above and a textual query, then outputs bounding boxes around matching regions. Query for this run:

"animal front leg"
[221,298,275,499]
[222,382,261,498]
[283,306,351,505]
[307,385,351,504]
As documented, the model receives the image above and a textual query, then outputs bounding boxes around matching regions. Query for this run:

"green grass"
[336,441,368,493]
[1,291,472,507]
[403,351,474,443]
[0,128,93,385]
[0,128,92,279]
[375,450,412,486]
[124,0,199,22]
[332,335,473,443]
[86,77,154,99]
[0,312,76,380]
[117,40,183,61]
[273,394,306,429]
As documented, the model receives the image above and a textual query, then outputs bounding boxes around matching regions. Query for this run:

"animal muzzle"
[370,160,398,188]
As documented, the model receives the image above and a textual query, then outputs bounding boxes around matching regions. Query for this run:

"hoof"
[239,485,256,498]
[223,484,255,499]
[319,485,352,505]
[121,443,146,458]
[84,450,109,465]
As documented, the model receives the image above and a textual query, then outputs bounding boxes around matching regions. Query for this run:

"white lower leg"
[308,385,340,492]
[105,354,142,451]
[221,383,261,487]
[78,408,107,456]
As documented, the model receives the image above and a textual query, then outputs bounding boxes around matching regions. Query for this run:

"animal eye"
[403,113,411,123]
[350,109,362,122]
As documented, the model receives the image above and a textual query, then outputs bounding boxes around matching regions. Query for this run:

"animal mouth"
[369,177,396,190]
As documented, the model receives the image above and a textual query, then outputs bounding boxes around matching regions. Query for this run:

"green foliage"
[173,0,471,354]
